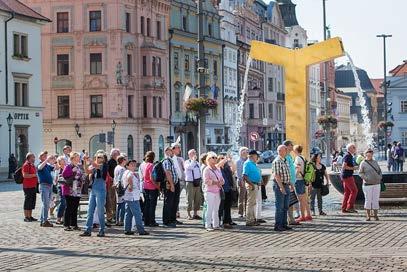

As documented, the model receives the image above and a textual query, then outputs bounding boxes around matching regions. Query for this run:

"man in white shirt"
[184,149,202,220]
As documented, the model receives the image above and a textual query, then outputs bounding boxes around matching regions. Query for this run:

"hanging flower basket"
[378,121,394,130]
[318,115,338,129]
[184,97,218,112]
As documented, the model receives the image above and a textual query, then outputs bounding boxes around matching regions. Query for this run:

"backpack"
[152,159,172,190]
[115,169,127,197]
[299,156,316,184]
[14,167,23,184]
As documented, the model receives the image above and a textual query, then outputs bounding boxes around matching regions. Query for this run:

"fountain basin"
[329,172,407,202]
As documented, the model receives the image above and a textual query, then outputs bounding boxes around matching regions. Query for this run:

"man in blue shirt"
[243,150,262,226]
[37,151,56,227]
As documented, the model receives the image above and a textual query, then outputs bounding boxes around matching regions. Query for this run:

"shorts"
[23,187,37,210]
[294,180,306,195]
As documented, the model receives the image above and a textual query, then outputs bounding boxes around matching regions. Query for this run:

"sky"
[264,0,406,78]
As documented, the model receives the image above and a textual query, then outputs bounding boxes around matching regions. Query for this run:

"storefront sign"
[14,113,29,120]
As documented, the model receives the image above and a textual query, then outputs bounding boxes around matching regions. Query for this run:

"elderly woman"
[359,148,382,221]
[203,151,225,231]
[55,156,67,225]
[62,152,84,231]
[80,152,107,237]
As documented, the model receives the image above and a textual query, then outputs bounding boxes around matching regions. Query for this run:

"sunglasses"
[97,156,104,159]
[210,156,217,159]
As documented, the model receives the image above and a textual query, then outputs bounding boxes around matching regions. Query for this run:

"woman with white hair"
[358,148,382,221]
[203,151,225,231]
[55,156,66,225]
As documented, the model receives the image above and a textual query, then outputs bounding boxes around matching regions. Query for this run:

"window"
[157,57,161,77]
[57,12,69,33]
[127,54,132,75]
[402,131,407,146]
[174,52,179,70]
[158,97,162,118]
[143,135,152,155]
[90,95,103,117]
[268,103,273,118]
[175,91,180,112]
[125,13,131,32]
[213,60,218,76]
[182,16,187,31]
[14,82,28,107]
[153,96,157,118]
[140,16,145,35]
[90,53,102,74]
[259,103,264,119]
[208,23,212,37]
[13,34,28,57]
[142,56,147,76]
[147,18,151,36]
[249,104,254,119]
[268,77,273,92]
[89,11,101,32]
[401,101,407,113]
[128,95,133,118]
[293,39,300,48]
[143,96,147,118]
[58,96,70,118]
[184,54,190,71]
[156,21,161,39]
[57,54,69,75]
[277,105,283,121]
[152,56,156,76]
[127,135,134,160]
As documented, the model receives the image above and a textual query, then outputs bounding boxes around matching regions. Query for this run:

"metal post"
[377,34,392,159]
[7,113,13,179]
[197,0,207,154]
[322,0,331,166]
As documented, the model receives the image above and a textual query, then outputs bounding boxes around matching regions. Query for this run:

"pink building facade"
[23,0,171,159]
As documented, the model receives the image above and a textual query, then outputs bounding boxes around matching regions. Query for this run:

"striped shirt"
[271,156,291,184]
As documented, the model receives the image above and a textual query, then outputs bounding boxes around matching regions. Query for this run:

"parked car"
[259,150,276,163]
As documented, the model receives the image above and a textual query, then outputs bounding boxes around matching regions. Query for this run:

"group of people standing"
[22,138,388,236]
[387,141,405,172]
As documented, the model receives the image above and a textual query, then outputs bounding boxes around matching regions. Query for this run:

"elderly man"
[171,143,184,223]
[106,148,120,223]
[271,145,292,231]
[243,150,262,226]
[283,140,300,225]
[341,143,359,213]
[162,146,178,228]
[236,147,249,218]
[184,149,202,220]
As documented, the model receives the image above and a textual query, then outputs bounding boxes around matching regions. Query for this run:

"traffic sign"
[250,132,260,142]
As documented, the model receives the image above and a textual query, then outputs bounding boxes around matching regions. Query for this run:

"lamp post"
[111,120,116,148]
[7,113,13,179]
[377,34,392,160]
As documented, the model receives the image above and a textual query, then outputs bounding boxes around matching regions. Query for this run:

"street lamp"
[377,34,392,160]
[111,120,116,148]
[7,113,13,179]
[74,123,82,138]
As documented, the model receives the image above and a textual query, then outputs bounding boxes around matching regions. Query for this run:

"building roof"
[276,0,298,27]
[335,63,375,92]
[0,0,50,22]
[389,60,407,77]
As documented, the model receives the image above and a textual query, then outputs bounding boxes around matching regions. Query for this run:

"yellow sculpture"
[250,37,345,155]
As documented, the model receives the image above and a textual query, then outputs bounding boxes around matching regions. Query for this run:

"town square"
[0,0,406,271]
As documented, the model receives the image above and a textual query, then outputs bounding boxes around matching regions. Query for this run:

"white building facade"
[0,1,49,174]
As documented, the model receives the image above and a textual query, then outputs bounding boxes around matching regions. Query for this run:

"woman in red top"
[22,153,39,222]
[143,151,160,227]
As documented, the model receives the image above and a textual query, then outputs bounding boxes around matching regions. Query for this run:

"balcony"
[140,76,165,90]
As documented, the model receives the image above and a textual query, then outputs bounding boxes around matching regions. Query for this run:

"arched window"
[127,135,134,160]
[158,135,164,160]
[89,135,106,158]
[143,135,152,155]
[56,139,72,155]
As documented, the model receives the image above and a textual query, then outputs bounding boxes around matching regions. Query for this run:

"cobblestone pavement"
[0,181,407,272]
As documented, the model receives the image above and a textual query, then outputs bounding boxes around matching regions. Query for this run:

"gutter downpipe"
[5,12,15,105]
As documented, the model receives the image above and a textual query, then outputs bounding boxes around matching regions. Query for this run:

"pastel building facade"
[0,0,49,173]
[23,0,171,160]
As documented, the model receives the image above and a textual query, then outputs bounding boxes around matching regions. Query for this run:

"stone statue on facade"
[116,61,123,85]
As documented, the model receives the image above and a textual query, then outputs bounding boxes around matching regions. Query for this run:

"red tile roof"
[0,0,50,22]
[390,61,407,77]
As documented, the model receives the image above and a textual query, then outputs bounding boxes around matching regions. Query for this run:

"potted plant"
[317,115,338,129]
[184,97,218,112]
[378,121,394,130]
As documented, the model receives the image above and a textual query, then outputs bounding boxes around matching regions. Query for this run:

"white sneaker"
[206,228,214,232]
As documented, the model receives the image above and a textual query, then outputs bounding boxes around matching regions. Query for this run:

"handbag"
[220,187,225,200]
[321,184,329,196]
[191,162,201,187]
[289,191,298,207]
